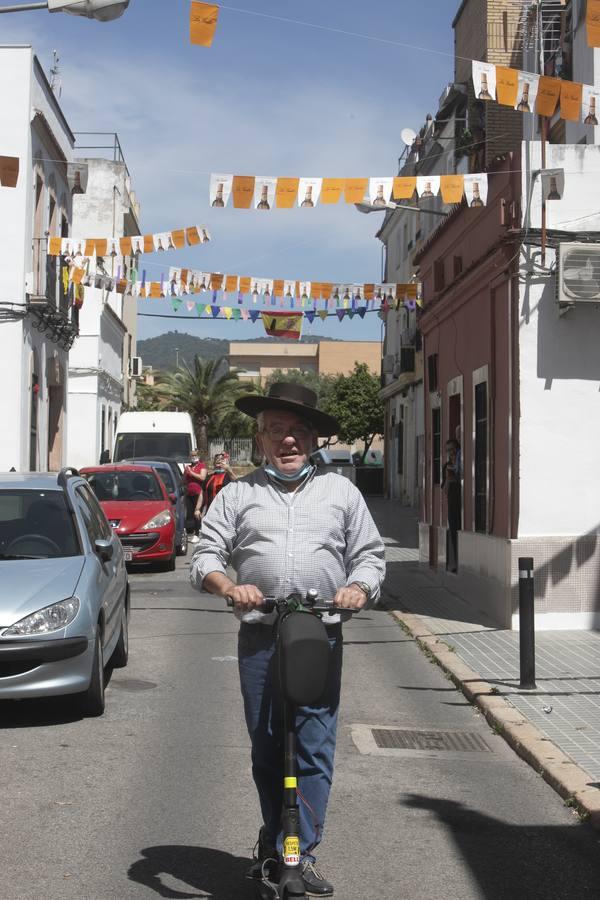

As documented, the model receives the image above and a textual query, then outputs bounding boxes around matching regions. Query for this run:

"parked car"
[119,457,188,556]
[81,464,177,571]
[0,468,129,716]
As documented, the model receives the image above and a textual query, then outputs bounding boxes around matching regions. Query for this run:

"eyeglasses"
[260,424,314,441]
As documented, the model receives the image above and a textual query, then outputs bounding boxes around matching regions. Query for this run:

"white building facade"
[67,155,141,469]
[0,46,79,471]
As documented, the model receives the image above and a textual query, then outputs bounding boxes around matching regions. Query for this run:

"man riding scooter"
[190,382,385,896]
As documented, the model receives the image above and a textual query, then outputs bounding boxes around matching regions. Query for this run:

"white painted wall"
[519,141,600,535]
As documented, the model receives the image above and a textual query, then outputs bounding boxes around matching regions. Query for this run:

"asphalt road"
[2,555,600,900]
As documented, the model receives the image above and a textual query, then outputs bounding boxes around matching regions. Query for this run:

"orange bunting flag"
[0,155,19,187]
[392,177,416,200]
[171,228,186,249]
[587,0,600,47]
[320,178,345,204]
[343,178,368,204]
[535,76,561,117]
[440,175,464,205]
[275,177,300,209]
[232,175,255,208]
[560,80,583,121]
[190,1,219,47]
[495,67,519,108]
[49,236,62,257]
[261,311,303,341]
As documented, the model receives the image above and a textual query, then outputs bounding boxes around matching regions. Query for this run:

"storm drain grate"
[371,728,490,752]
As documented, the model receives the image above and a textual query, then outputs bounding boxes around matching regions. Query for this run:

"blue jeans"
[238,622,343,859]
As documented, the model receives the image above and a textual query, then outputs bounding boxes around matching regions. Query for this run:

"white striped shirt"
[189,466,386,624]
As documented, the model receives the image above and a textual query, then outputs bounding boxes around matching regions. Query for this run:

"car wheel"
[177,529,188,557]
[111,600,129,669]
[165,551,176,572]
[79,628,105,717]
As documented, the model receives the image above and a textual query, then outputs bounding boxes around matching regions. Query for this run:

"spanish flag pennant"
[261,310,303,340]
[190,1,219,47]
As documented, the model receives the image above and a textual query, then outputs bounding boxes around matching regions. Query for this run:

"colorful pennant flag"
[48,224,211,257]
[0,155,19,188]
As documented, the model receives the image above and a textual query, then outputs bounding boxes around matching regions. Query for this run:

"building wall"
[0,47,73,472]
[318,341,380,375]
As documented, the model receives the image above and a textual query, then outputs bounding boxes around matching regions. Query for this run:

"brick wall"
[454,0,524,167]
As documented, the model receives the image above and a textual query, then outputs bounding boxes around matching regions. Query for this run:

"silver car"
[0,468,129,716]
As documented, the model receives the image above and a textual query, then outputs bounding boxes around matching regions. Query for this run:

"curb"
[386,605,600,829]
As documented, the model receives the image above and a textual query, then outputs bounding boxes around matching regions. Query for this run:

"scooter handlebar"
[225,595,341,614]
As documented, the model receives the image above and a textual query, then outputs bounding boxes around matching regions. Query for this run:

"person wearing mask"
[190,382,385,897]
[183,450,207,544]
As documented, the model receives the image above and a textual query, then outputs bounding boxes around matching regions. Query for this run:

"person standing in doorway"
[199,452,237,517]
[442,438,462,573]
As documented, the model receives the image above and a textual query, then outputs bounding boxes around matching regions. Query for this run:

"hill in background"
[137,331,339,372]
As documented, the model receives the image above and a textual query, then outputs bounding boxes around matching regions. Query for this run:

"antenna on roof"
[50,50,62,99]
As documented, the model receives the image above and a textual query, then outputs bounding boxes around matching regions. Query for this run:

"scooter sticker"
[283,836,300,866]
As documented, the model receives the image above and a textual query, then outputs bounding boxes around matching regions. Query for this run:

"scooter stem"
[279,700,306,898]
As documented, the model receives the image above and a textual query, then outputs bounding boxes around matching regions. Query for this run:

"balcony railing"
[28,238,79,350]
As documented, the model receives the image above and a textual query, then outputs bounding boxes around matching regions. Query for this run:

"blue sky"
[3,0,456,342]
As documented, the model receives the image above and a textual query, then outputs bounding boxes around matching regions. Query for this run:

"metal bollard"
[518,557,536,689]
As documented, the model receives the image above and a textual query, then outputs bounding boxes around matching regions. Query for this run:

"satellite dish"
[401,127,417,146]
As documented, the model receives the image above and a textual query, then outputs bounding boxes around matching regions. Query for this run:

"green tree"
[265,369,336,409]
[144,356,257,457]
[325,363,383,462]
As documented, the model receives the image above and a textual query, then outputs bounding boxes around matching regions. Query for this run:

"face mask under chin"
[264,461,314,483]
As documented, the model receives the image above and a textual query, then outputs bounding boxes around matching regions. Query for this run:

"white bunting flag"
[210,173,233,208]
[131,235,145,255]
[283,280,296,299]
[514,71,539,113]
[464,173,488,207]
[298,281,311,302]
[368,177,394,207]
[581,85,600,125]
[298,177,323,207]
[254,176,277,211]
[541,168,565,201]
[416,175,440,199]
[472,60,497,101]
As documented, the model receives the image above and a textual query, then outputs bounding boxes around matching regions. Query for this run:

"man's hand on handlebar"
[228,584,265,612]
[333,584,368,610]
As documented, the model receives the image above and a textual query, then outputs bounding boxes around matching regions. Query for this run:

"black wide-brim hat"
[235,382,339,437]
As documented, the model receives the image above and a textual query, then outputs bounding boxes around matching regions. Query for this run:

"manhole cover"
[371,728,490,752]
[351,724,492,758]
[111,678,157,692]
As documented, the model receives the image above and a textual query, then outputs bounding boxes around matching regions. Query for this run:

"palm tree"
[150,356,257,457]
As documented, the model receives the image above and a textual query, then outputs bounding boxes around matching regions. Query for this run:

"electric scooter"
[227,589,351,900]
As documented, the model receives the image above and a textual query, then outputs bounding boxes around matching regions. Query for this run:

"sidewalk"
[367,497,600,828]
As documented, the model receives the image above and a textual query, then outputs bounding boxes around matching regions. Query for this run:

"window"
[397,421,404,476]
[433,259,445,292]
[453,255,463,278]
[474,381,488,532]
[427,353,439,392]
[75,485,111,543]
[432,408,441,485]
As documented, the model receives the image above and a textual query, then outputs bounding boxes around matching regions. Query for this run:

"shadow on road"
[128,845,254,899]
[401,794,600,898]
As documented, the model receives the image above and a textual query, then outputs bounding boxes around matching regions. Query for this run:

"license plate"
[124,551,133,562]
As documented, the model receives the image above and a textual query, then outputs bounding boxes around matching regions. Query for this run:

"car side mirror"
[94,538,114,562]
[169,492,177,504]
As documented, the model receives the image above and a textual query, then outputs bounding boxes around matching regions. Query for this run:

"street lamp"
[355,200,449,217]
[0,0,129,19]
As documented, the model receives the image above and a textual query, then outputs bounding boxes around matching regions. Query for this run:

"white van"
[112,412,196,466]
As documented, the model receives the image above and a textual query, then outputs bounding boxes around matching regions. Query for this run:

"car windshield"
[84,471,163,502]
[0,489,80,559]
[114,433,192,462]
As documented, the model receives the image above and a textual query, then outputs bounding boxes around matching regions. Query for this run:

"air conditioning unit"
[382,354,395,374]
[557,243,600,305]
[129,356,143,377]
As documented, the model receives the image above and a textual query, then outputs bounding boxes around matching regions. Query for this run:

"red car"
[80,465,177,571]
